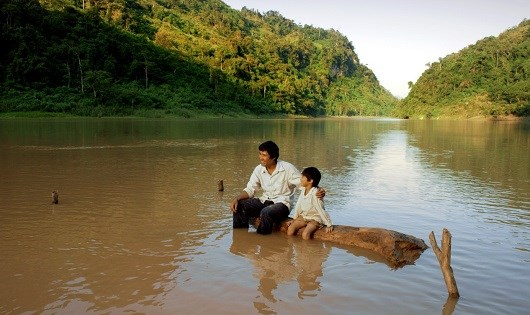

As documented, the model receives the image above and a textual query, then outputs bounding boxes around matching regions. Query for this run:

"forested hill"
[396,20,530,119]
[0,0,396,118]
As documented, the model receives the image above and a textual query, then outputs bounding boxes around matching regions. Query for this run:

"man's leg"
[233,198,263,228]
[257,203,289,235]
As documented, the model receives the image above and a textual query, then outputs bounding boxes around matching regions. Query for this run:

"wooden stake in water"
[217,180,224,192]
[429,228,460,297]
[51,191,59,204]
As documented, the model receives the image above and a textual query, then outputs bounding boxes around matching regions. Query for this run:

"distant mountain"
[397,20,529,119]
[0,0,396,117]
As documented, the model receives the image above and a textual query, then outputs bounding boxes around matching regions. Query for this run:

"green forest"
[0,0,395,118]
[0,0,528,118]
[397,20,530,119]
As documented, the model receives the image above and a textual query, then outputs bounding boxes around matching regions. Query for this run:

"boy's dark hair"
[302,167,321,187]
[259,141,279,161]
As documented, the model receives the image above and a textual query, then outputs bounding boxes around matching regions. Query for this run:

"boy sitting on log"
[287,167,333,240]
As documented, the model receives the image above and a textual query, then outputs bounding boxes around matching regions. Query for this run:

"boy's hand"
[325,226,334,233]
[286,220,292,227]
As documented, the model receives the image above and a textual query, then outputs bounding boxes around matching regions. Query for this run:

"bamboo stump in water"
[429,228,460,297]
[252,218,428,268]
[51,191,59,204]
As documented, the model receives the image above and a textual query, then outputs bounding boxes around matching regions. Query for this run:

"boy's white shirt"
[292,187,333,227]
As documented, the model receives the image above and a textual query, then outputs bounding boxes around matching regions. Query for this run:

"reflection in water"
[230,230,330,313]
[442,296,458,315]
[404,120,530,233]
[405,120,529,201]
[0,118,528,314]
[292,237,331,299]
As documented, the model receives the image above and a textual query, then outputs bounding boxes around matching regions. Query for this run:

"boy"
[287,167,333,240]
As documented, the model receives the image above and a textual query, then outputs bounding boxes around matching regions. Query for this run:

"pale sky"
[222,0,529,98]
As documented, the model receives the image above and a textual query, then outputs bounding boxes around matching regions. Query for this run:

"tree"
[85,70,112,97]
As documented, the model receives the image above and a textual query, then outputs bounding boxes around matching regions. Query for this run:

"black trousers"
[233,198,289,234]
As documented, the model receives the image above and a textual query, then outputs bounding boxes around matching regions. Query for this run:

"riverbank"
[1,110,528,121]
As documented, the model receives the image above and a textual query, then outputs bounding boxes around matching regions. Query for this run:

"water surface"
[0,118,529,314]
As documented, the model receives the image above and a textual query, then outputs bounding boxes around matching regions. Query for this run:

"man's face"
[259,150,275,167]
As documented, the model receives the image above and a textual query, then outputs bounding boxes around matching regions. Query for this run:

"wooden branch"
[429,228,460,297]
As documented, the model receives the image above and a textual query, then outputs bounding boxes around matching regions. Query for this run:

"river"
[0,117,528,314]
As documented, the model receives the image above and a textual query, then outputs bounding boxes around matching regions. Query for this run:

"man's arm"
[230,191,250,213]
[316,187,326,199]
[231,165,262,213]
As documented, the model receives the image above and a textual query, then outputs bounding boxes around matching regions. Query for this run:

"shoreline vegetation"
[0,1,528,120]
[1,110,527,122]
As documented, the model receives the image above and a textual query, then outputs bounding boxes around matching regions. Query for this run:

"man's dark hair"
[259,141,279,161]
[302,167,321,187]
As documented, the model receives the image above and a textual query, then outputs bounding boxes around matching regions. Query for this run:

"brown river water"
[0,117,529,314]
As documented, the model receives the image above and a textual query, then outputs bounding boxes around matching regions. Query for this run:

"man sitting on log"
[230,140,325,234]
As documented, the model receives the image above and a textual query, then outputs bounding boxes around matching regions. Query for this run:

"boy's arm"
[313,193,333,228]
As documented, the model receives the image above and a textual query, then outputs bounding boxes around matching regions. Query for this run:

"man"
[230,140,324,234]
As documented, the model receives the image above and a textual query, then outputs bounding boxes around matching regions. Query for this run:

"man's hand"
[316,187,326,199]
[231,191,250,213]
[325,226,334,233]
[230,198,238,213]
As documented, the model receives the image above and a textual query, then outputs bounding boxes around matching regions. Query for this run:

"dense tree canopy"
[0,0,396,117]
[1,0,526,118]
[396,20,530,119]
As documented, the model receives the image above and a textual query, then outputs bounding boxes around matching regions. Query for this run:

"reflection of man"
[229,229,331,310]
[230,229,297,312]
[230,230,296,288]
[292,239,331,298]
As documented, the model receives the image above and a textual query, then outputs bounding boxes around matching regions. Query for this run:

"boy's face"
[300,175,313,188]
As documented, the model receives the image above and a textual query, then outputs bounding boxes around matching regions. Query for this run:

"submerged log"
[253,218,428,268]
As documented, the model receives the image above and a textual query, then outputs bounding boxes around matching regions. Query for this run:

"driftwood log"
[253,218,428,268]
